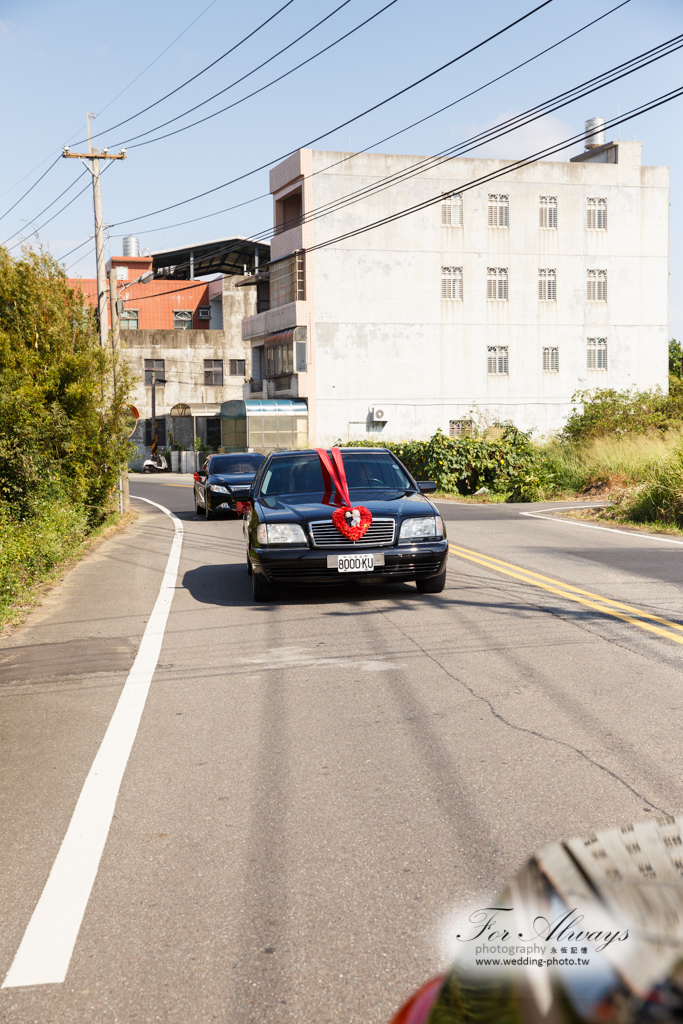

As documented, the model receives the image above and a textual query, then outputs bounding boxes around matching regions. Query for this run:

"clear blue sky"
[1,0,681,335]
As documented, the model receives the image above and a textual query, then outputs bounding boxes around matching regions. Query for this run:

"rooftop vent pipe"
[584,117,606,150]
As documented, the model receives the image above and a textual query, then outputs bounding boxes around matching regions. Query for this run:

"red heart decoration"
[331,505,373,541]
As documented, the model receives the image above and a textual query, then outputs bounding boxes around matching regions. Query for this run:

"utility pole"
[62,112,126,347]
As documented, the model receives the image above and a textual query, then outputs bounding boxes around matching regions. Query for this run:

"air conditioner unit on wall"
[371,407,387,423]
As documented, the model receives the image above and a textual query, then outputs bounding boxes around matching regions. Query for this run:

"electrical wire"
[108,0,557,228]
[116,0,383,148]
[2,168,90,246]
[116,27,682,284]
[0,156,62,226]
[108,0,631,240]
[80,0,300,145]
[95,0,222,119]
[304,91,683,255]
[122,83,683,302]
[121,0,544,150]
[58,236,94,263]
[8,162,115,253]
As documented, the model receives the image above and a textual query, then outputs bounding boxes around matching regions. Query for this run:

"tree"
[0,244,132,521]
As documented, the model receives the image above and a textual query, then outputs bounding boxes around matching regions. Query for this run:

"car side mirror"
[417,480,437,493]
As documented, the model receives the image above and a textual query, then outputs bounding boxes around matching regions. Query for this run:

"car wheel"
[204,500,214,520]
[246,554,253,576]
[194,492,203,515]
[416,569,447,594]
[252,570,277,602]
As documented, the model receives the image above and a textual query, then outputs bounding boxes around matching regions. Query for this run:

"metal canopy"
[152,237,271,280]
[220,399,308,419]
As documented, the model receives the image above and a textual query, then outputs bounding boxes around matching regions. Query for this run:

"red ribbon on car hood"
[315,447,372,541]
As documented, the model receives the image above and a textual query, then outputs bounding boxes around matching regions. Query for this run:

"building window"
[441,194,463,226]
[587,337,607,369]
[198,306,211,320]
[269,252,305,308]
[538,268,556,301]
[119,309,138,330]
[174,310,193,329]
[204,359,223,386]
[539,196,557,229]
[441,266,463,300]
[543,346,559,372]
[586,197,607,230]
[587,269,607,302]
[229,359,246,376]
[487,346,508,374]
[144,359,165,386]
[488,194,509,228]
[266,343,293,377]
[144,417,167,447]
[487,267,508,300]
[449,419,473,438]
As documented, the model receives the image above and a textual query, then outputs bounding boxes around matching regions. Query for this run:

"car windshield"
[259,451,412,497]
[210,454,264,474]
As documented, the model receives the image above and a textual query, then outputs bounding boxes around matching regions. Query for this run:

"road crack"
[377,602,666,814]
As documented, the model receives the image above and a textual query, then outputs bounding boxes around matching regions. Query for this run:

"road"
[1,475,683,1023]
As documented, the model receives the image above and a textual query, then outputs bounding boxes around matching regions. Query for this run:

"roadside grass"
[541,432,680,497]
[0,502,136,632]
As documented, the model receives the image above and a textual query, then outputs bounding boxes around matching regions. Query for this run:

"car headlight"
[398,516,445,543]
[209,484,229,494]
[256,523,307,545]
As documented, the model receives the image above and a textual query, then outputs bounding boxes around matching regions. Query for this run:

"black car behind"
[194,452,266,518]
[244,448,448,601]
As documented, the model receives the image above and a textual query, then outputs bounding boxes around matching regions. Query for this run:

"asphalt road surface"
[2,475,683,1023]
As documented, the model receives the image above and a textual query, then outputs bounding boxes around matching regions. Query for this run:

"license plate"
[327,552,385,572]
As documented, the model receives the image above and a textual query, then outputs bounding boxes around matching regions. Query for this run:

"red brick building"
[68,254,213,331]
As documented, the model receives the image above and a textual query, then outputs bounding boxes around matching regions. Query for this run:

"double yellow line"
[448,542,683,646]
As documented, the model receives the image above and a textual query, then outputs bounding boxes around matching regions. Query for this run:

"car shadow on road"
[181,562,425,609]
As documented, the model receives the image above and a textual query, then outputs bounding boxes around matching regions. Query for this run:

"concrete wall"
[122,275,256,457]
[269,143,668,444]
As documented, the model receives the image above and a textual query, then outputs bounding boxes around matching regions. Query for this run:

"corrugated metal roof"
[220,399,308,419]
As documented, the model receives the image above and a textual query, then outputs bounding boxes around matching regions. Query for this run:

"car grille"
[266,560,442,582]
[309,518,395,548]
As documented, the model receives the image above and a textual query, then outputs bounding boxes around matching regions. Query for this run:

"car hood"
[257,490,435,522]
[210,473,255,487]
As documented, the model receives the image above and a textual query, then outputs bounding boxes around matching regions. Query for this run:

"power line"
[8,162,115,254]
[117,0,388,149]
[2,169,90,246]
[0,0,224,216]
[108,0,557,228]
[0,156,62,226]
[59,236,94,264]
[95,0,222,119]
[108,0,630,240]
[303,90,683,255]
[80,0,299,145]
[115,25,680,285]
[121,0,542,150]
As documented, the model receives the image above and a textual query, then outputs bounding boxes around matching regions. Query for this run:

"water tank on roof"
[123,235,140,257]
[585,117,606,150]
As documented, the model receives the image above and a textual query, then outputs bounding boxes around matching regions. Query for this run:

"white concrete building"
[241,132,669,444]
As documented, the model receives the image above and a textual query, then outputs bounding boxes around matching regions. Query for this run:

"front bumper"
[207,490,250,512]
[251,541,448,585]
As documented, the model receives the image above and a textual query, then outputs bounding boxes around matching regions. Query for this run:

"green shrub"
[341,426,549,501]
[614,438,683,526]
[0,497,88,620]
[561,382,683,443]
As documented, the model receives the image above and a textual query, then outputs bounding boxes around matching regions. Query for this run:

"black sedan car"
[244,448,448,601]
[194,452,265,518]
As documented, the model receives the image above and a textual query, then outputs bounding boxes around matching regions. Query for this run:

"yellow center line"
[448,543,683,647]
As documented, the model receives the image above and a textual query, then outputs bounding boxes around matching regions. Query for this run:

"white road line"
[2,496,182,989]
[521,506,683,546]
